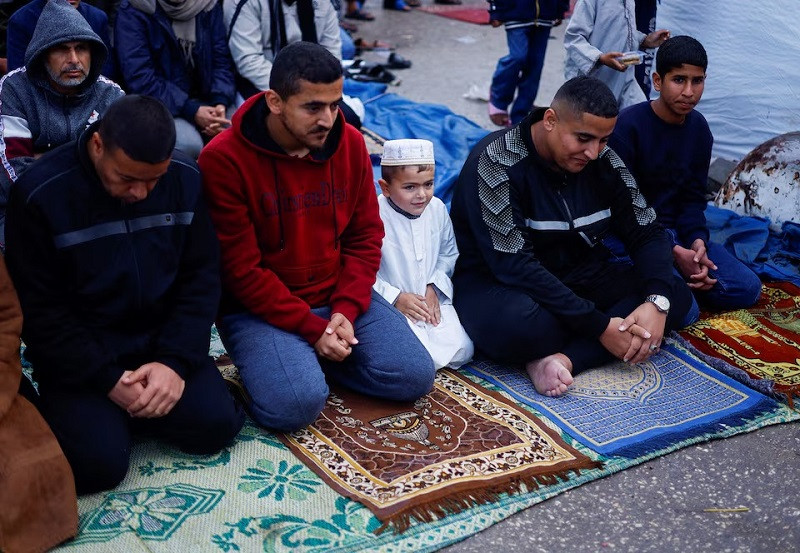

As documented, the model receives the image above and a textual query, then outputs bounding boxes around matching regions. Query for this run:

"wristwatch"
[645,294,670,314]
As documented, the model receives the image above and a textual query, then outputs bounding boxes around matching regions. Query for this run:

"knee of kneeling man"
[75,453,130,494]
[394,361,436,402]
[250,389,328,433]
[189,406,246,452]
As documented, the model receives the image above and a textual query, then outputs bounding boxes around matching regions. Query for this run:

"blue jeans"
[219,291,436,432]
[696,241,762,310]
[490,24,551,124]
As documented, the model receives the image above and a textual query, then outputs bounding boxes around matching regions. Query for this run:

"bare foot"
[525,353,574,397]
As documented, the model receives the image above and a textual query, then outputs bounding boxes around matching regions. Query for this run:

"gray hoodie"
[0,0,124,246]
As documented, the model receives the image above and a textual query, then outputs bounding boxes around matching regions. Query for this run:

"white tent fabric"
[655,1,800,161]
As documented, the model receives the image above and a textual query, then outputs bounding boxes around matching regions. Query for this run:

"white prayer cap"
[380,139,435,166]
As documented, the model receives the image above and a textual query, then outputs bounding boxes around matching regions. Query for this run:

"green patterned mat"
[49,333,799,552]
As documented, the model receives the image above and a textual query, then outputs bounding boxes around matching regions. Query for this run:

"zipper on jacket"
[557,179,596,247]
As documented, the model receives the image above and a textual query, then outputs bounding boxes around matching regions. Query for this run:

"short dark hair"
[552,76,619,119]
[656,35,708,76]
[97,95,176,163]
[269,41,343,99]
[381,164,435,182]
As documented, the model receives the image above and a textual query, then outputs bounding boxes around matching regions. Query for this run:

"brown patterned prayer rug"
[277,369,601,532]
[680,281,800,403]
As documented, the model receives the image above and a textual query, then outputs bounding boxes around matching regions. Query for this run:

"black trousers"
[454,263,693,372]
[36,357,245,495]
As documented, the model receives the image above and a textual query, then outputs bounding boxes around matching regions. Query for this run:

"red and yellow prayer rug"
[277,370,601,532]
[680,282,800,402]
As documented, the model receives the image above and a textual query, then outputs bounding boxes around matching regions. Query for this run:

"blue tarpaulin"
[706,205,800,286]
[344,80,488,207]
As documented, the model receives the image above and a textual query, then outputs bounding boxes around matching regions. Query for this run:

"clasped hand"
[195,104,231,137]
[107,362,185,418]
[599,302,667,364]
[314,312,358,362]
[395,284,441,326]
[673,239,717,291]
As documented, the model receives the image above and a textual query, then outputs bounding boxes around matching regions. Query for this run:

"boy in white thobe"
[374,139,474,369]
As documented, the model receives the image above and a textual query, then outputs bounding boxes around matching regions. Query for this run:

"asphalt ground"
[348,3,800,552]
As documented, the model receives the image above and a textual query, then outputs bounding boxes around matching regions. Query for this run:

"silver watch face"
[648,295,670,312]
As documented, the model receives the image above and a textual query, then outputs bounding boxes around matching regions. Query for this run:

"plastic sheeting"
[656,1,800,161]
[344,80,488,208]
[706,205,800,285]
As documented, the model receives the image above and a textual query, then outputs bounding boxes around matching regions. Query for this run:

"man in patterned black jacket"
[451,76,693,397]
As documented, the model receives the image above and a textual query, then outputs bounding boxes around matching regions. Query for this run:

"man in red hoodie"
[199,42,435,432]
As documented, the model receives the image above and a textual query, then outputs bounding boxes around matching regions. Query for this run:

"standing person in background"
[564,0,669,108]
[487,0,569,127]
[115,0,236,158]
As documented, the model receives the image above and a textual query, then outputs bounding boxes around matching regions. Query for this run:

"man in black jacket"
[5,95,244,494]
[451,76,694,398]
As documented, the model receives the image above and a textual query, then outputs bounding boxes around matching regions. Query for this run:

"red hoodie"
[198,93,383,345]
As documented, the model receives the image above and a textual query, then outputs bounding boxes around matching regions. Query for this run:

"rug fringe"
[671,334,800,409]
[375,461,603,535]
[671,334,779,396]
[609,394,778,459]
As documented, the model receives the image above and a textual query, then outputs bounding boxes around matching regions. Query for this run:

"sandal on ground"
[384,0,411,10]
[348,62,398,84]
[488,101,510,127]
[354,37,395,51]
[386,52,412,69]
[406,0,421,6]
[345,8,375,20]
[340,20,359,32]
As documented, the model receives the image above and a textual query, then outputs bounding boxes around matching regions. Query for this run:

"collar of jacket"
[236,91,345,163]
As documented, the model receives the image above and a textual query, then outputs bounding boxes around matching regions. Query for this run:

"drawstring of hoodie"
[271,159,285,250]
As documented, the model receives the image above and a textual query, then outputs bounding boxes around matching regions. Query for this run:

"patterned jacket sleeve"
[601,148,675,300]
[453,132,610,338]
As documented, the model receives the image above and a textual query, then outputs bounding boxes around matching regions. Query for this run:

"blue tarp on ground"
[706,205,800,286]
[344,80,488,207]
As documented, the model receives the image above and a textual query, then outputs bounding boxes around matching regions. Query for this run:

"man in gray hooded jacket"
[0,0,123,247]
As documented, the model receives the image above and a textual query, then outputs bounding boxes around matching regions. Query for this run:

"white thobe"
[564,0,648,108]
[373,195,474,369]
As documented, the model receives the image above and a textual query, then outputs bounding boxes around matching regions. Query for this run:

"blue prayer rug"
[464,342,778,458]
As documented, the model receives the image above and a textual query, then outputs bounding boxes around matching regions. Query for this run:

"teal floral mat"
[49,332,799,552]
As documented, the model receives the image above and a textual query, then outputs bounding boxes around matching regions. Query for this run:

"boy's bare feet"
[525,353,574,397]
